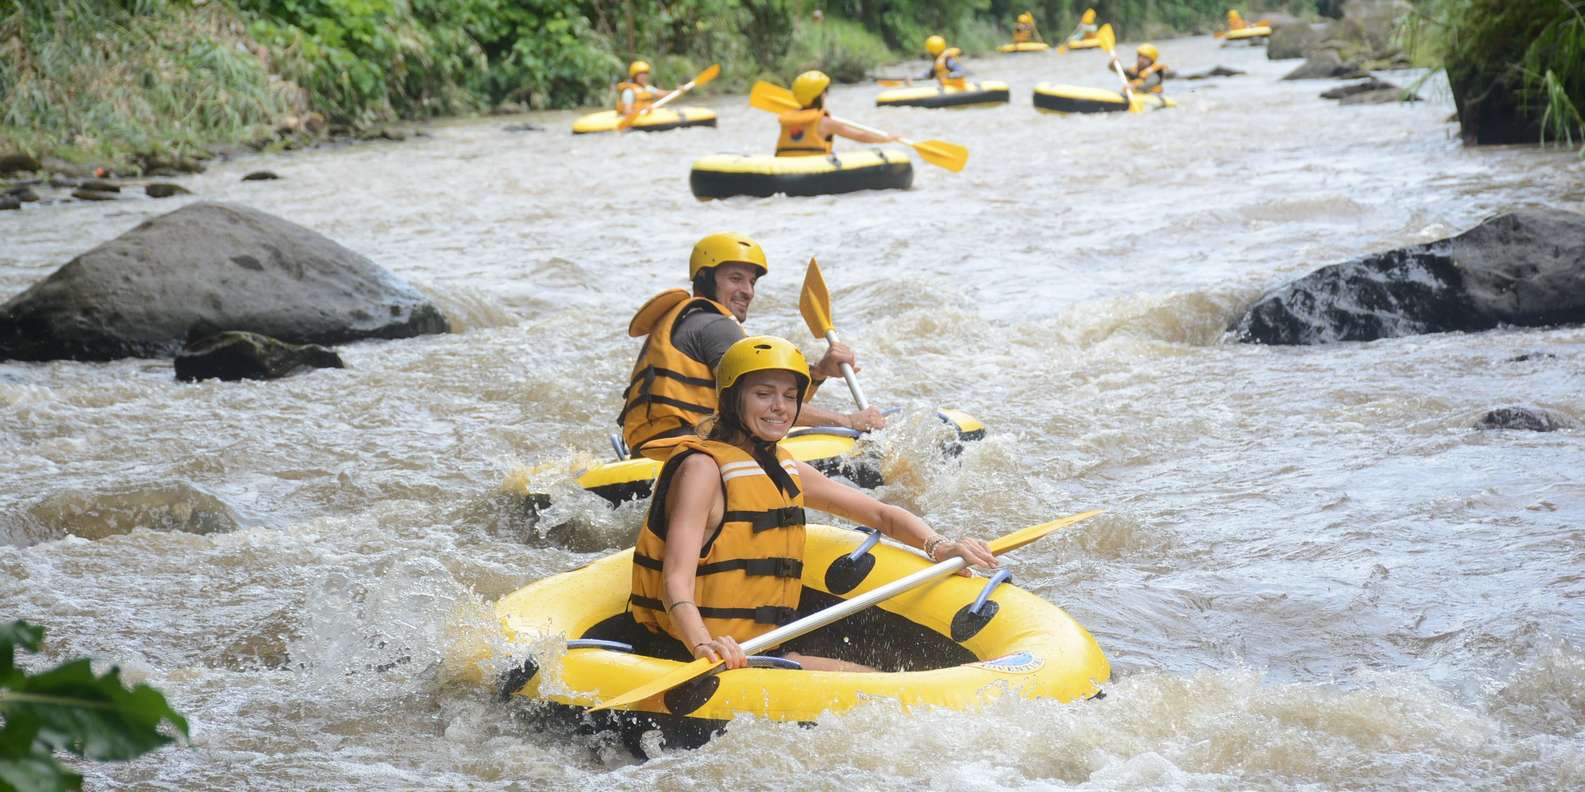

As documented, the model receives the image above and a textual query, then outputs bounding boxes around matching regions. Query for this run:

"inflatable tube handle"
[970,568,1013,615]
[745,655,803,670]
[848,526,884,562]
[609,433,630,461]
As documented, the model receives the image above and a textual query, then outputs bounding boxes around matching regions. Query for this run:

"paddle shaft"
[832,115,919,148]
[821,328,868,411]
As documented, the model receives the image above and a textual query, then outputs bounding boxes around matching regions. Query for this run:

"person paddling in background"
[921,35,968,89]
[619,233,887,458]
[1012,12,1041,44]
[776,71,899,156]
[629,336,998,670]
[1116,43,1168,94]
[1067,8,1100,45]
[616,60,668,116]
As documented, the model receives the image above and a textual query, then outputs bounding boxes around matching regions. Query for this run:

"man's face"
[712,263,760,322]
[636,72,651,86]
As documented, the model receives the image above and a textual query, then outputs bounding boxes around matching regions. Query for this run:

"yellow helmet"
[792,70,831,107]
[1228,9,1245,24]
[628,60,651,77]
[925,35,947,55]
[689,232,768,280]
[1137,43,1159,61]
[1081,8,1097,24]
[1018,12,1034,24]
[715,336,810,402]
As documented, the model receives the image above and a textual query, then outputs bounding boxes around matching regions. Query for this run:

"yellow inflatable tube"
[496,523,1109,744]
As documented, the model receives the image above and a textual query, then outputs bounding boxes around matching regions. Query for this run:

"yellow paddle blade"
[987,509,1102,554]
[911,139,969,173]
[749,80,800,113]
[799,257,833,339]
[876,79,907,87]
[589,656,716,713]
[1097,23,1116,54]
[695,63,721,87]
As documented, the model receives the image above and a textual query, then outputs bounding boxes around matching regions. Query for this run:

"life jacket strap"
[723,506,806,533]
[632,553,804,579]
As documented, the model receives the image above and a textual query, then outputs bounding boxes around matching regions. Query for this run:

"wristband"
[923,536,947,560]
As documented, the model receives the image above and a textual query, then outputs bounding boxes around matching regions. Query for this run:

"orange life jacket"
[630,438,806,644]
[615,81,659,113]
[1013,23,1036,44]
[1130,62,1167,93]
[775,108,832,156]
[933,48,967,90]
[619,290,738,455]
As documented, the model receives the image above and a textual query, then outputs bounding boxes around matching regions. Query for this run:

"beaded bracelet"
[923,536,947,560]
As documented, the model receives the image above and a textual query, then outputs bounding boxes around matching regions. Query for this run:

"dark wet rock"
[1321,78,1398,99]
[71,189,119,202]
[1267,24,1323,60]
[1234,209,1585,345]
[49,175,81,189]
[5,185,40,202]
[145,183,191,198]
[358,127,406,142]
[175,330,344,382]
[81,179,121,192]
[135,153,206,175]
[1340,88,1419,105]
[1281,50,1369,80]
[13,481,241,546]
[0,201,450,362]
[1182,66,1246,81]
[1451,70,1548,146]
[1476,407,1569,432]
[1507,352,1557,363]
[242,170,280,181]
[0,153,41,175]
[0,196,19,211]
[502,122,545,132]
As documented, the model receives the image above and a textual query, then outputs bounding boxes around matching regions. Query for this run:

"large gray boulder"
[1234,210,1585,345]
[1281,50,1369,80]
[0,202,448,361]
[1267,24,1322,60]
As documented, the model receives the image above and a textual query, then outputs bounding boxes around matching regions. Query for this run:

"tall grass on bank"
[0,0,292,163]
[1405,0,1585,155]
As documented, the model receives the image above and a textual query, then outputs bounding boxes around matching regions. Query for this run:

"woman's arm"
[796,461,996,571]
[660,454,748,668]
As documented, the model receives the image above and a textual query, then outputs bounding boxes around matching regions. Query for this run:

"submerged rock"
[0,196,19,211]
[1182,65,1246,80]
[71,189,119,202]
[0,201,449,362]
[1234,209,1585,345]
[175,330,345,382]
[1476,407,1569,432]
[1339,88,1419,105]
[1281,51,1369,80]
[1321,78,1398,99]
[14,481,241,546]
[145,183,191,198]
[242,170,280,181]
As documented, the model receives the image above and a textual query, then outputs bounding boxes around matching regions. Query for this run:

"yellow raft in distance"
[578,410,985,506]
[1032,82,1177,114]
[571,107,718,134]
[876,81,1011,109]
[1223,25,1273,42]
[495,522,1110,752]
[996,41,1051,53]
[689,149,914,200]
[1058,37,1106,53]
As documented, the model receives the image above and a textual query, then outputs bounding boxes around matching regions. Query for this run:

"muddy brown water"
[4,34,1584,790]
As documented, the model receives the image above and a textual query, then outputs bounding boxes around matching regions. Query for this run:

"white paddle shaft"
[742,553,968,655]
[822,329,869,411]
[831,116,917,148]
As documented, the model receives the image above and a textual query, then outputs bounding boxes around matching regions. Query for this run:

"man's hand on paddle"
[812,340,860,379]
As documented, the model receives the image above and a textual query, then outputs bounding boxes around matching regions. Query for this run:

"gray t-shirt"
[672,308,745,370]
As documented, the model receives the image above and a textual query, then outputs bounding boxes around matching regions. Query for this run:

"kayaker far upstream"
[618,233,887,458]
[627,335,998,671]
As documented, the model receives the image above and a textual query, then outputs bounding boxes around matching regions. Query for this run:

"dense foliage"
[1409,0,1584,151]
[1,621,189,792]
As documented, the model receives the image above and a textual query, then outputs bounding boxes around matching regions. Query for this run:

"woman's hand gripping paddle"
[619,64,720,129]
[799,257,867,411]
[1097,25,1144,113]
[588,509,1103,713]
[748,81,969,172]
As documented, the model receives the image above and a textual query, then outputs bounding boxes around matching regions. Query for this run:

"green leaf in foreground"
[0,621,187,792]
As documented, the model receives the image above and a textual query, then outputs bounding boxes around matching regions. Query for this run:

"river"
[3,32,1584,790]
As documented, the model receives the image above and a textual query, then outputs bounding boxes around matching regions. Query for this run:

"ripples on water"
[3,34,1584,790]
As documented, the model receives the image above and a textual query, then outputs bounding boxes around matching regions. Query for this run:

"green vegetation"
[1406,0,1585,153]
[1,620,189,792]
[0,0,1365,167]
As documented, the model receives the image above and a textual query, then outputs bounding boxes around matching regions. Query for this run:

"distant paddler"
[922,35,969,89]
[1012,11,1042,44]
[615,60,669,116]
[1063,8,1101,48]
[1114,42,1169,95]
[776,71,899,156]
[619,233,886,459]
